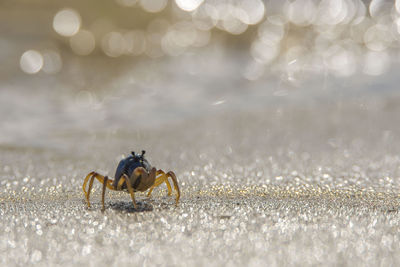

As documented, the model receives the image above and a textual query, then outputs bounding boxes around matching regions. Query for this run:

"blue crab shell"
[112,152,152,189]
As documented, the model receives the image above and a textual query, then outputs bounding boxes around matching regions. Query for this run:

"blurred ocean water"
[2,0,400,143]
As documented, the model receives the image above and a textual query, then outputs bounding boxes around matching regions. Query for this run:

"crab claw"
[133,167,145,177]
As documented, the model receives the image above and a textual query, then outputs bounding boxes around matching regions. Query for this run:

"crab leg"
[167,171,181,204]
[101,176,109,212]
[83,172,114,195]
[82,171,95,198]
[83,172,115,208]
[117,175,126,190]
[157,170,172,194]
[120,174,138,209]
[146,170,180,204]
[86,174,96,207]
[146,170,172,197]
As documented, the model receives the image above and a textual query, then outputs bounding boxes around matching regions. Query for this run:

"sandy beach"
[2,0,400,265]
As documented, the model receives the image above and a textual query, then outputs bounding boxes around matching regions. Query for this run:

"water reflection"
[10,0,399,82]
[175,0,204,12]
[20,50,43,74]
[53,9,81,37]
[140,0,168,13]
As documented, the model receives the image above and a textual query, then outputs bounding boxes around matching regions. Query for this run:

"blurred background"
[3,1,400,266]
[2,0,400,148]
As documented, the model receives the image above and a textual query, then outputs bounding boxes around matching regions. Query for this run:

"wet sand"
[1,100,400,266]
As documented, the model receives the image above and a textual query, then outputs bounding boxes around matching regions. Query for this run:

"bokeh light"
[101,32,125,57]
[218,5,248,35]
[314,0,353,26]
[175,0,204,12]
[236,0,265,25]
[70,29,96,55]
[15,0,400,80]
[396,0,400,14]
[115,0,138,7]
[20,50,43,74]
[324,45,357,77]
[284,0,316,26]
[364,24,393,51]
[363,50,390,76]
[369,0,394,20]
[53,8,81,37]
[124,30,147,56]
[140,0,168,13]
[251,39,279,65]
[257,21,285,46]
[191,3,218,31]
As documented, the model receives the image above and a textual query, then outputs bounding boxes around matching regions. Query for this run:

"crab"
[82,151,180,211]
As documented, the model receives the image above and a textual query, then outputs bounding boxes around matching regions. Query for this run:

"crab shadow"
[109,200,153,213]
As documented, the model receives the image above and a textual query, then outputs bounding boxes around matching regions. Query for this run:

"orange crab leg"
[101,176,109,212]
[146,170,180,204]
[120,174,137,209]
[86,174,96,207]
[83,172,114,195]
[82,171,95,198]
[83,172,115,208]
[117,176,126,190]
[157,170,172,194]
[146,170,172,197]
[167,171,180,204]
